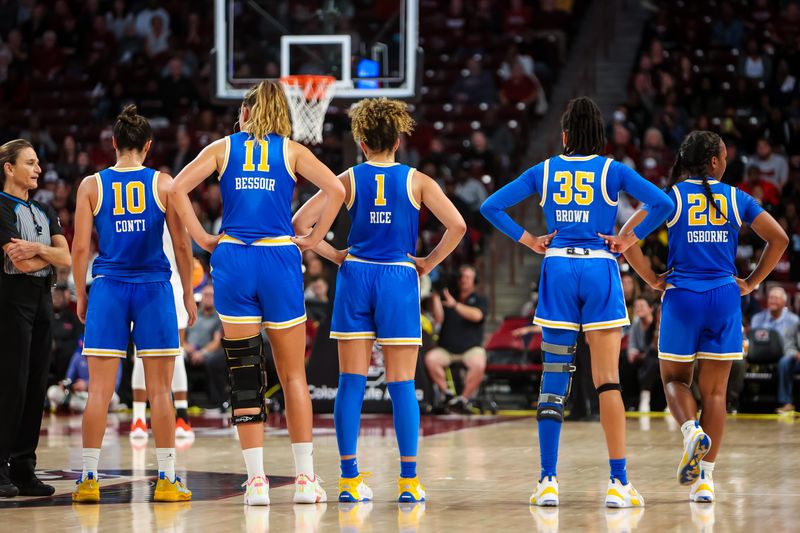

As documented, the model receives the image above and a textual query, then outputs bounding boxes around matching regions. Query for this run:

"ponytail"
[242,81,292,139]
[669,130,728,223]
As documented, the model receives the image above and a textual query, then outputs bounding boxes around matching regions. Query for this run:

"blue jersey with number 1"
[346,161,419,263]
[92,166,170,282]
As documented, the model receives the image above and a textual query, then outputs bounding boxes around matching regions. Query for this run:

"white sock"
[699,460,714,475]
[156,448,176,482]
[132,354,145,389]
[133,401,146,422]
[82,448,101,479]
[681,420,697,441]
[243,447,265,479]
[171,350,188,391]
[174,400,189,410]
[639,390,651,411]
[292,442,314,478]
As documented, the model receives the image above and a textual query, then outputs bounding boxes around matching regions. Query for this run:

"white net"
[280,75,336,145]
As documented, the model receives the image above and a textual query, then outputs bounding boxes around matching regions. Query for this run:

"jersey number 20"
[687,193,727,226]
[112,181,146,215]
[553,171,594,205]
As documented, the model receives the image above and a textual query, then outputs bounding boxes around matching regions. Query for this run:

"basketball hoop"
[280,75,336,145]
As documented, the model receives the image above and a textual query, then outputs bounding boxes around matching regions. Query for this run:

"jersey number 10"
[553,171,595,206]
[112,181,146,215]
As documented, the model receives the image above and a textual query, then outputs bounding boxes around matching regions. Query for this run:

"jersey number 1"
[243,139,269,172]
[374,174,387,206]
[112,181,146,215]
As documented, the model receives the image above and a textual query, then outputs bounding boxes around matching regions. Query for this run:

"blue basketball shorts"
[330,257,421,345]
[658,283,743,362]
[83,277,179,358]
[533,256,629,331]
[210,241,306,329]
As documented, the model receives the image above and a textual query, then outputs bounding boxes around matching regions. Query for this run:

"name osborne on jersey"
[555,209,590,223]
[687,230,729,243]
[234,176,276,191]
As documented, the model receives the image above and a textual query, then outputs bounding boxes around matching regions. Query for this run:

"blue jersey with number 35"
[665,178,763,292]
[92,166,170,282]
[346,161,419,263]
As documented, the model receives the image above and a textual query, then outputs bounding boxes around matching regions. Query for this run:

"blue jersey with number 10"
[665,178,763,292]
[92,166,170,282]
[346,161,419,263]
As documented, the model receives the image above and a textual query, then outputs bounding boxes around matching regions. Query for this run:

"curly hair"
[560,97,606,156]
[113,104,152,152]
[242,81,292,139]
[349,98,415,153]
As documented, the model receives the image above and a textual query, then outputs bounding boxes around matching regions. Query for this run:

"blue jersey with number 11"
[92,166,170,282]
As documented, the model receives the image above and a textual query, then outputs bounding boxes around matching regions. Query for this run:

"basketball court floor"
[2,412,798,532]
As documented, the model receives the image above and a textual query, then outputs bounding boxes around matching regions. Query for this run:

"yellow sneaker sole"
[153,490,192,502]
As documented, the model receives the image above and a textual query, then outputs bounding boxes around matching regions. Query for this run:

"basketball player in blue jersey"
[170,81,345,506]
[481,97,674,508]
[293,98,466,503]
[612,131,787,502]
[71,106,197,503]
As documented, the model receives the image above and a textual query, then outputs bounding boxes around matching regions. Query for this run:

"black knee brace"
[596,382,622,395]
[223,334,266,425]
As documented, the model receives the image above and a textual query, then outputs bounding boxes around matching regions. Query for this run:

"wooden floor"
[3,412,799,532]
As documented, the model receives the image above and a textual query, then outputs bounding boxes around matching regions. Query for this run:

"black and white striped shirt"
[0,192,62,278]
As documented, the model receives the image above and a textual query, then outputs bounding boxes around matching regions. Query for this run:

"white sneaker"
[605,479,645,508]
[243,475,270,506]
[678,424,711,485]
[530,476,559,507]
[690,470,714,502]
[293,473,327,503]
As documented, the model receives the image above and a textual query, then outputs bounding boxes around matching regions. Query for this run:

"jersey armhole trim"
[539,159,549,207]
[600,158,617,206]
[346,167,356,210]
[407,167,421,210]
[666,185,682,228]
[92,173,103,216]
[218,136,231,180]
[730,189,743,227]
[152,171,166,213]
[283,137,297,182]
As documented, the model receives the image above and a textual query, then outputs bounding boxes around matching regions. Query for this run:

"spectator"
[499,63,540,107]
[184,285,227,410]
[160,58,197,118]
[502,0,533,37]
[106,0,134,41]
[171,128,195,173]
[751,287,800,413]
[721,138,746,186]
[620,272,640,319]
[30,30,63,79]
[424,265,488,412]
[626,298,659,412]
[750,138,789,190]
[739,165,780,207]
[711,2,743,49]
[135,0,170,38]
[450,56,497,105]
[47,340,121,413]
[739,39,771,83]
[49,283,82,383]
[454,169,488,215]
[639,127,672,185]
[145,14,170,60]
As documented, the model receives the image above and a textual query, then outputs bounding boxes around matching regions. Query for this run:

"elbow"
[58,254,72,269]
[453,217,468,237]
[292,219,311,237]
[479,201,494,221]
[329,181,346,203]
[774,229,790,252]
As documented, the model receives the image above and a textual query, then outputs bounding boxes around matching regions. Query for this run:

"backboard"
[213,0,419,101]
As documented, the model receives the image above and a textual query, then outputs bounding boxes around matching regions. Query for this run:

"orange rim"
[280,75,336,100]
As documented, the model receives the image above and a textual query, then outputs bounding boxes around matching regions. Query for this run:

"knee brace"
[596,383,622,395]
[223,334,266,425]
[537,341,577,423]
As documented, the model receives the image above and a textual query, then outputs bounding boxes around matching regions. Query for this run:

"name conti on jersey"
[687,230,729,243]
[555,210,590,223]
[234,177,276,191]
[116,219,147,232]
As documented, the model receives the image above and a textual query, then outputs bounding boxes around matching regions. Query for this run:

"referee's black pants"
[0,275,52,479]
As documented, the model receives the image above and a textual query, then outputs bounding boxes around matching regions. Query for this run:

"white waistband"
[545,247,616,260]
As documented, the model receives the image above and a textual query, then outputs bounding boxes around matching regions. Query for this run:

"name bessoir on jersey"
[234,176,276,191]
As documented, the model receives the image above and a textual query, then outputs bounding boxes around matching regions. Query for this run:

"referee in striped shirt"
[0,140,70,497]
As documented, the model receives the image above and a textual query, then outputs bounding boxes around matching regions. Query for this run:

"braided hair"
[560,97,606,156]
[667,130,727,222]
